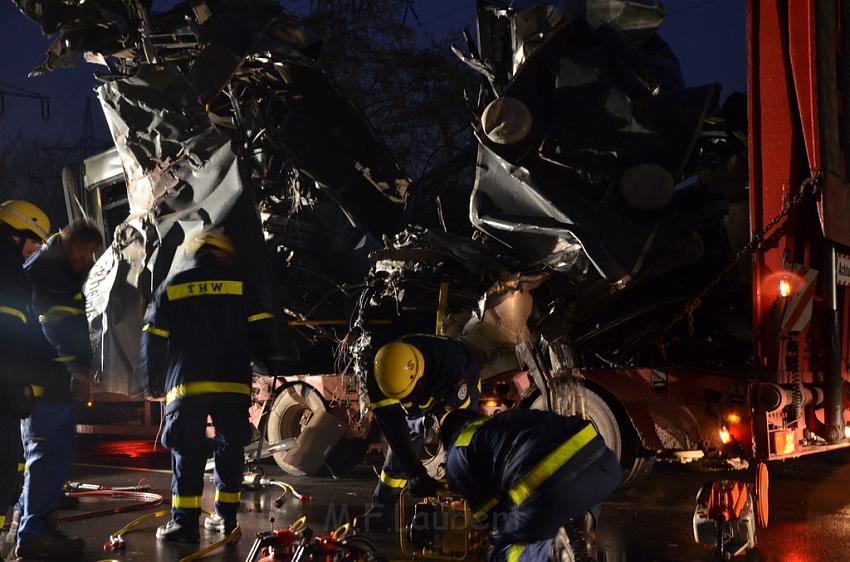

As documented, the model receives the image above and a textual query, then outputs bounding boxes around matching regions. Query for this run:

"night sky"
[0,0,745,147]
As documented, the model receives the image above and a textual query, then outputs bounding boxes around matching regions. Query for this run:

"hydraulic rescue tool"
[693,463,769,559]
[245,518,384,562]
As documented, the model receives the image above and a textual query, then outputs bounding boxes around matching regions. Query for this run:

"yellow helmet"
[193,230,235,255]
[374,342,425,399]
[0,200,50,241]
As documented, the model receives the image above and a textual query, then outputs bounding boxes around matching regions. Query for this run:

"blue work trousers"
[489,447,621,562]
[161,397,252,525]
[18,402,76,545]
[0,415,22,526]
[372,416,425,508]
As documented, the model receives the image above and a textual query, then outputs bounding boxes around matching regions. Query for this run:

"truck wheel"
[530,386,654,488]
[421,414,445,479]
[267,382,368,476]
[267,382,327,473]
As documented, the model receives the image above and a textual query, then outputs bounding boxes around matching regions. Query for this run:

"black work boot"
[204,512,239,537]
[15,530,84,560]
[156,520,201,544]
[352,505,395,534]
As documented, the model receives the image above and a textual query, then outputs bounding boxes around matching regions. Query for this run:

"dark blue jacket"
[369,334,480,475]
[139,251,275,413]
[24,235,92,403]
[445,410,608,519]
[0,228,34,414]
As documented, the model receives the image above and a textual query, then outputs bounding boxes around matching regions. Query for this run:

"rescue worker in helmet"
[0,201,50,542]
[439,409,621,562]
[140,230,276,543]
[355,335,481,532]
[17,219,103,560]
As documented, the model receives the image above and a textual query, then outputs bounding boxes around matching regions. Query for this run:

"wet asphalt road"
[19,439,850,561]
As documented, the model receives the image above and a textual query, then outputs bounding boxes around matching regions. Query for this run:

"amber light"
[719,426,732,445]
[779,278,793,298]
[483,399,500,408]
[86,401,93,408]
[726,413,741,424]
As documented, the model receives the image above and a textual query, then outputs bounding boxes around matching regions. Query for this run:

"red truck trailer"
[497,0,850,476]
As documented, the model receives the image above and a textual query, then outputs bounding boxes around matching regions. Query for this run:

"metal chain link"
[656,172,823,353]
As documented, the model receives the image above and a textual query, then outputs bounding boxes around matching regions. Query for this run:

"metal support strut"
[824,245,845,443]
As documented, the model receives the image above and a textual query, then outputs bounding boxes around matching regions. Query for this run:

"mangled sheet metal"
[345,0,748,394]
[462,0,717,284]
[12,0,411,388]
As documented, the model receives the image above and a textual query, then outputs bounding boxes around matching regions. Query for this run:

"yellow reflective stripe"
[457,396,472,410]
[17,463,24,473]
[72,293,83,301]
[167,280,243,301]
[31,385,45,397]
[215,490,241,504]
[380,470,407,489]
[372,398,400,410]
[473,496,500,519]
[172,495,203,509]
[508,424,598,505]
[248,312,273,323]
[419,396,435,410]
[38,305,84,324]
[401,401,413,408]
[508,543,527,562]
[0,306,26,324]
[51,355,78,363]
[0,515,5,527]
[454,417,490,447]
[142,323,170,338]
[165,381,251,404]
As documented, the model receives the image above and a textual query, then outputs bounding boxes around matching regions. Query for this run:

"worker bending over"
[356,334,480,531]
[440,409,621,562]
[140,231,275,543]
[18,219,102,560]
[0,201,50,541]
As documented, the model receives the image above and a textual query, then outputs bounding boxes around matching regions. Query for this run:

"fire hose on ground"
[101,473,310,560]
[1,487,164,531]
[0,475,310,561]
[103,508,241,562]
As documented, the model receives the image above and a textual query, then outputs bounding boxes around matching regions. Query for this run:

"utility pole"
[0,81,50,120]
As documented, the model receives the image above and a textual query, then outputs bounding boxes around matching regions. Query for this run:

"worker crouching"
[440,409,622,562]
[355,335,481,532]
[140,230,275,544]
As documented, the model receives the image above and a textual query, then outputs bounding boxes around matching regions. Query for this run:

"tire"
[530,385,654,488]
[267,382,369,477]
[266,382,327,474]
[376,414,446,479]
[420,414,445,479]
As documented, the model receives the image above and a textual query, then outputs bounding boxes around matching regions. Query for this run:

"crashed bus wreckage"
[15,0,849,473]
[7,0,850,557]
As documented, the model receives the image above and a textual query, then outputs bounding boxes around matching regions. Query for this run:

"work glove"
[69,370,92,404]
[407,472,440,498]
